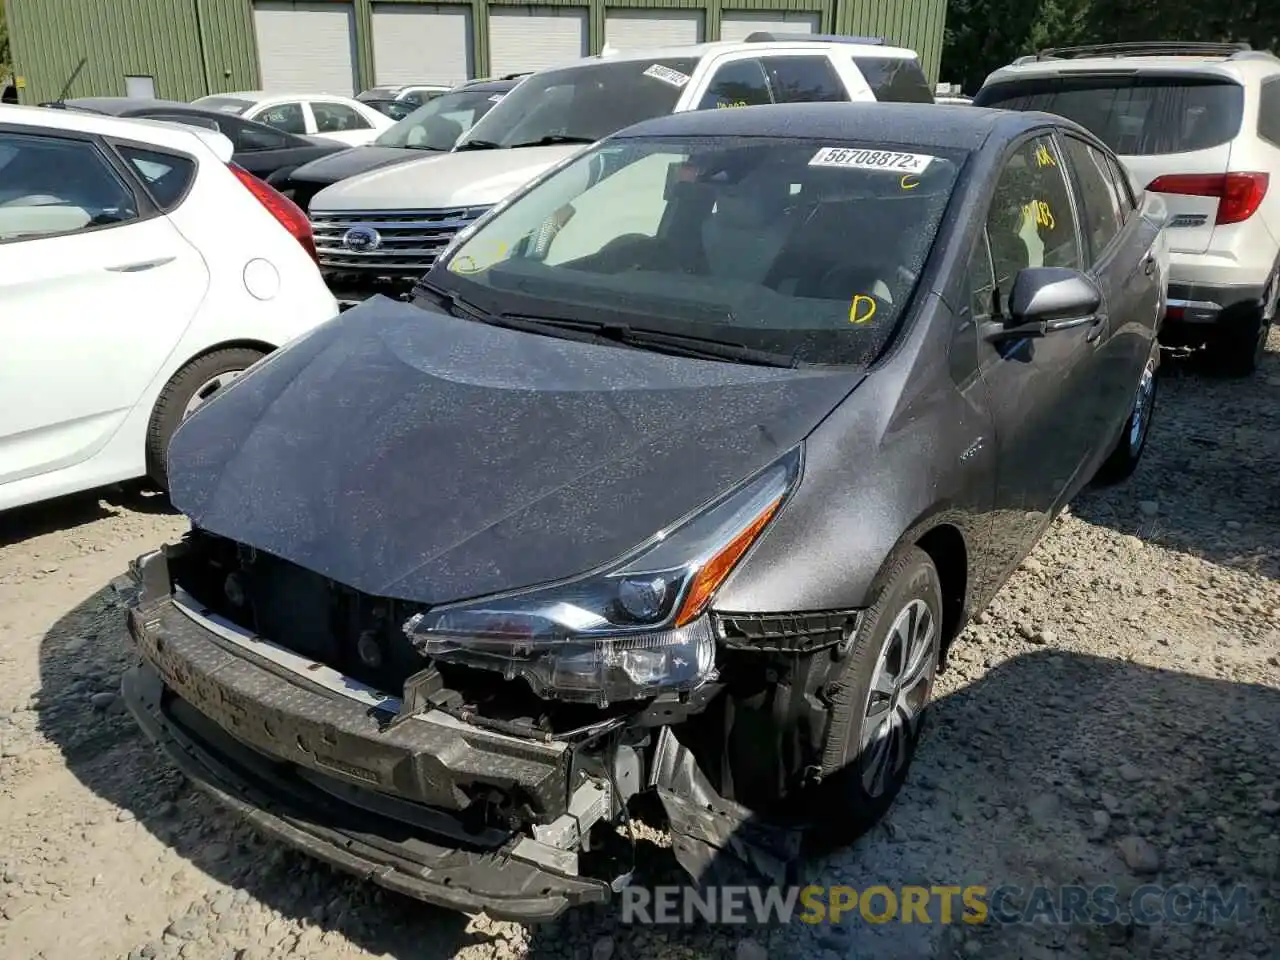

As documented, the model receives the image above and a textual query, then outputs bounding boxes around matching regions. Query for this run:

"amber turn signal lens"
[673,494,785,626]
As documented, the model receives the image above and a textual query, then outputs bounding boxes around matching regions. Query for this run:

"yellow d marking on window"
[849,294,878,325]
[900,173,920,190]
[1035,144,1056,168]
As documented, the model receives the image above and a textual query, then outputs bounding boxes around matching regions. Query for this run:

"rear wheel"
[146,347,265,491]
[1207,307,1268,377]
[797,547,942,853]
[1094,340,1160,485]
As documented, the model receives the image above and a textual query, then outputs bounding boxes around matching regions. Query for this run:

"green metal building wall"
[6,0,946,106]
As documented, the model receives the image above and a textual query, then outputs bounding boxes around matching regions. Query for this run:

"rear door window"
[698,59,772,109]
[974,75,1244,155]
[312,101,371,132]
[0,132,140,240]
[1061,135,1125,259]
[852,56,934,103]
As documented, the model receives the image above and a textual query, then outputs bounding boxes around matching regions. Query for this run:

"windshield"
[455,58,700,150]
[358,87,397,101]
[974,75,1244,155]
[375,88,506,150]
[193,96,254,115]
[434,135,964,366]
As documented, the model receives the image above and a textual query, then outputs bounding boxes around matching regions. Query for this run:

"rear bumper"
[119,548,613,921]
[1164,279,1267,328]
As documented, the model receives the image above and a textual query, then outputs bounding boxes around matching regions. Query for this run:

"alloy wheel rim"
[860,598,938,799]
[183,370,244,420]
[1129,361,1156,455]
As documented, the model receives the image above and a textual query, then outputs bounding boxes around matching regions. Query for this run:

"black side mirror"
[985,266,1103,341]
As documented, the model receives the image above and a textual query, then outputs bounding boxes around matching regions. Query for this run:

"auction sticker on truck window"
[809,147,935,173]
[644,64,692,87]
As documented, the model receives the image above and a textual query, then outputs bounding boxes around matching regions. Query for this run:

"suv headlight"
[404,449,801,706]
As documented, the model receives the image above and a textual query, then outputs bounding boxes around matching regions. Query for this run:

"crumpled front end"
[118,529,846,920]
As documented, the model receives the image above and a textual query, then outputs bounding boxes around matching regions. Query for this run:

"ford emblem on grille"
[341,225,382,252]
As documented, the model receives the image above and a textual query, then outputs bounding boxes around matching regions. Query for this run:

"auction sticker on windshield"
[644,64,692,88]
[809,147,935,173]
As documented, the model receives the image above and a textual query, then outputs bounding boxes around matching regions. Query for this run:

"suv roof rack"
[1016,40,1252,64]
[743,31,885,45]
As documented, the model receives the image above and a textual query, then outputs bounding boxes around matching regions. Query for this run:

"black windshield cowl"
[508,135,600,148]
[490,314,801,368]
[455,138,504,152]
[415,280,797,367]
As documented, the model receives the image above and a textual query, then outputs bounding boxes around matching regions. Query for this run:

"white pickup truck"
[306,33,937,305]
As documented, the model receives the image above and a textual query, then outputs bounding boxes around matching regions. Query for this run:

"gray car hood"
[166,297,862,604]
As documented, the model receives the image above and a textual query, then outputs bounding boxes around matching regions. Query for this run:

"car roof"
[451,78,519,93]
[613,101,1050,152]
[984,46,1280,85]
[573,37,920,67]
[60,96,193,114]
[209,90,363,102]
[0,102,233,156]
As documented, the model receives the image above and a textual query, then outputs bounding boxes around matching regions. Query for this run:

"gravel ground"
[1,341,1278,960]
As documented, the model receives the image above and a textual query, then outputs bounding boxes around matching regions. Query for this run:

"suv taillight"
[1145,172,1269,226]
[227,163,318,262]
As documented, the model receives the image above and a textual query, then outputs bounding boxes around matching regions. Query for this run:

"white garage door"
[488,7,589,77]
[718,10,820,42]
[254,1,358,95]
[372,4,473,86]
[604,9,704,50]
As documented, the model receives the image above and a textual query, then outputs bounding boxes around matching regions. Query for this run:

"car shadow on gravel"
[0,483,175,547]
[1072,347,1280,581]
[37,578,1280,960]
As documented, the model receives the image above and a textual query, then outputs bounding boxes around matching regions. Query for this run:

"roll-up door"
[719,10,820,42]
[253,1,358,95]
[604,9,704,50]
[488,7,589,77]
[372,3,474,86]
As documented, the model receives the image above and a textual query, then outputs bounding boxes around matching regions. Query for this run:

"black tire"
[1094,340,1160,486]
[146,347,265,491]
[1206,306,1268,378]
[797,546,943,854]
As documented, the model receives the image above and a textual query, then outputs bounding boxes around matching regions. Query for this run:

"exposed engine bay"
[126,526,864,910]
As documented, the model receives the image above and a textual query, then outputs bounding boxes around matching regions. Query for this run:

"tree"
[1,3,11,80]
[943,0,1280,94]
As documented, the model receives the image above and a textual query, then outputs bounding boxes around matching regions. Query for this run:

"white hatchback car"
[0,105,340,512]
[191,92,395,146]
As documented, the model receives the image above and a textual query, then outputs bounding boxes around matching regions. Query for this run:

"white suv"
[0,105,339,511]
[975,41,1280,374]
[307,34,936,305]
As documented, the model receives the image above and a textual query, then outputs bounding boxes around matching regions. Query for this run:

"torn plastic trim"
[649,727,803,889]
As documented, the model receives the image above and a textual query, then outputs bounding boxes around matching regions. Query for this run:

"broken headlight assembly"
[404,449,801,706]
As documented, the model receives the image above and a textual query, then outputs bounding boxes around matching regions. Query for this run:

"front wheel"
[798,546,943,853]
[146,347,266,491]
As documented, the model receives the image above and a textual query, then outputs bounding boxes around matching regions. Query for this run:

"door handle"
[1143,254,1157,277]
[106,256,175,273]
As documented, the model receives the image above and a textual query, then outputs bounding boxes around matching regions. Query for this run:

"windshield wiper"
[507,135,598,148]
[454,138,503,151]
[499,314,799,368]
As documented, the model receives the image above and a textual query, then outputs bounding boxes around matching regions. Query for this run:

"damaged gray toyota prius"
[120,102,1165,921]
